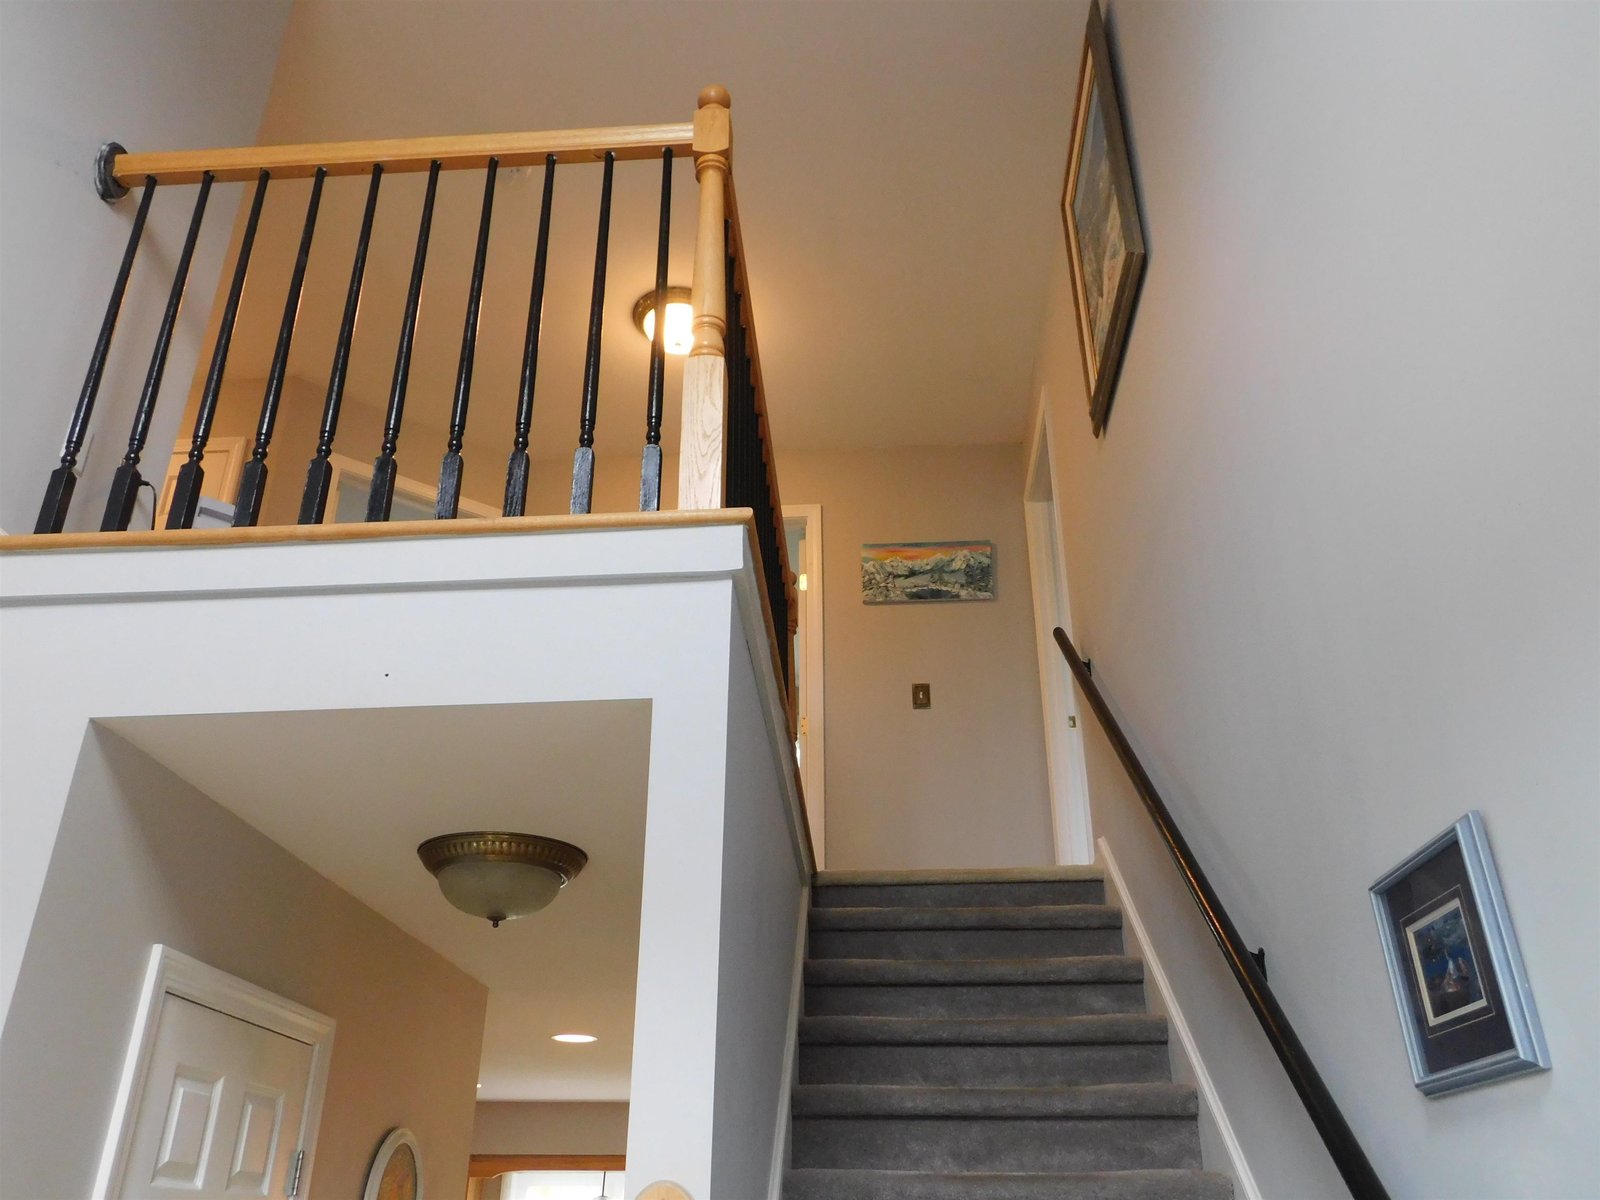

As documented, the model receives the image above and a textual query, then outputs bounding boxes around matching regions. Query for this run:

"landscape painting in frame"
[1063,0,1147,435]
[862,541,995,604]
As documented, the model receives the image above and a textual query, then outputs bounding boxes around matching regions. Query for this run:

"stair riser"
[807,981,1146,1018]
[783,1169,1234,1200]
[815,881,1105,908]
[791,1116,1202,1172]
[810,927,1125,960]
[798,1041,1171,1086]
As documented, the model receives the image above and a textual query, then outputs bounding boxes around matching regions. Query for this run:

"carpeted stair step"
[815,867,1106,910]
[790,1083,1202,1173]
[798,1013,1171,1086]
[784,1167,1233,1200]
[810,904,1126,960]
[805,956,1146,1018]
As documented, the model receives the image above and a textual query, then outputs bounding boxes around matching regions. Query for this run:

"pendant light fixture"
[417,832,587,927]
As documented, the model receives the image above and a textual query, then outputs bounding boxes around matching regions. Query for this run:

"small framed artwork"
[862,541,994,604]
[1370,812,1549,1096]
[362,1127,422,1200]
[1062,0,1147,436]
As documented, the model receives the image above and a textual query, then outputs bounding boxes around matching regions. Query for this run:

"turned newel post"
[678,84,732,510]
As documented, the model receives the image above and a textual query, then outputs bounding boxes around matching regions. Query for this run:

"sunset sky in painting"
[863,542,988,562]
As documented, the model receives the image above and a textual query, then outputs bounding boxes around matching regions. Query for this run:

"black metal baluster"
[503,155,557,517]
[166,170,270,529]
[639,147,673,512]
[100,173,214,532]
[232,167,326,527]
[723,239,747,508]
[436,157,498,519]
[570,150,615,515]
[300,164,383,524]
[36,177,156,533]
[504,155,557,517]
[368,159,441,522]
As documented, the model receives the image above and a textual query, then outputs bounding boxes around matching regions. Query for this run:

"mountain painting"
[861,541,995,604]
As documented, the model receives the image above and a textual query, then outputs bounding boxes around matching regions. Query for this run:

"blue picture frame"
[1369,812,1549,1096]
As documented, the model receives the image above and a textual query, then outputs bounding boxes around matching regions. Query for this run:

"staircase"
[784,867,1233,1199]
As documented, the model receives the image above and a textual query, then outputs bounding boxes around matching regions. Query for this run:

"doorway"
[94,946,334,1200]
[783,505,827,868]
[1023,403,1094,864]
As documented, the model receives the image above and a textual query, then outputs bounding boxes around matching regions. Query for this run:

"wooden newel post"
[678,85,732,510]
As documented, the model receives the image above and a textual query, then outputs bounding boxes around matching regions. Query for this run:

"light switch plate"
[912,683,931,709]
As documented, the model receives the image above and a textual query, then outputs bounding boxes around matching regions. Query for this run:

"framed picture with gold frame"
[362,1128,422,1200]
[1062,0,1147,436]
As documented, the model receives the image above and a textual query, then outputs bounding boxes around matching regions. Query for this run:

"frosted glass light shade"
[633,287,694,356]
[417,832,587,927]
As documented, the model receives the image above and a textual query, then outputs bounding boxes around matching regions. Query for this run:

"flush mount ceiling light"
[551,1032,598,1044]
[632,286,694,356]
[417,832,587,928]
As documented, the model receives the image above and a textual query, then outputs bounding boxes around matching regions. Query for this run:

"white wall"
[710,618,809,1196]
[0,725,486,1200]
[0,519,811,1199]
[1034,2,1599,1196]
[0,0,291,534]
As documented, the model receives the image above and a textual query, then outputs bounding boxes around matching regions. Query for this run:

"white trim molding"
[1098,839,1263,1200]
[781,503,826,869]
[91,945,336,1200]
[766,885,812,1200]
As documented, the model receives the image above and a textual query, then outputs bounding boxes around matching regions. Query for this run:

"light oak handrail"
[110,123,695,186]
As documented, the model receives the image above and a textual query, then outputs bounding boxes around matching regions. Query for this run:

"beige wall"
[1034,2,1598,1195]
[0,726,487,1200]
[779,445,1054,870]
[472,1101,629,1155]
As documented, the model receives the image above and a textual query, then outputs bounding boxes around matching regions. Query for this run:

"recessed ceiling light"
[551,1033,598,1044]
[476,1082,483,1089]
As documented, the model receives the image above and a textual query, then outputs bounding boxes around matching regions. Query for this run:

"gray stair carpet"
[785,868,1231,1200]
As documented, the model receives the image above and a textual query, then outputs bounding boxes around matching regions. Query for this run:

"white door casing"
[1023,401,1094,864]
[783,504,826,869]
[93,947,335,1200]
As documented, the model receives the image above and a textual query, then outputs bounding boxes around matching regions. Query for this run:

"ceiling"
[196,0,1086,469]
[106,700,652,1102]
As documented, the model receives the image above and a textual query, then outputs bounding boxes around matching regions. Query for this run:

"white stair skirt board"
[1097,838,1263,1200]
[767,885,812,1200]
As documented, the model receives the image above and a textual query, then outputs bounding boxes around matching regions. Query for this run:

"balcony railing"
[20,84,796,707]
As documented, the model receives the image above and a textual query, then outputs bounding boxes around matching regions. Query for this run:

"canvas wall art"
[1370,812,1549,1096]
[861,541,995,604]
[1062,0,1147,435]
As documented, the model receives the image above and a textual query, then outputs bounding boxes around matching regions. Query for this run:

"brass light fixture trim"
[417,832,588,927]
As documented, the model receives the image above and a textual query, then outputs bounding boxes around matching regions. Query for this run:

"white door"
[1024,405,1094,864]
[119,996,314,1199]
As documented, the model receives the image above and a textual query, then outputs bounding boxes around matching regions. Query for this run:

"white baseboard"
[1098,837,1263,1200]
[767,885,811,1200]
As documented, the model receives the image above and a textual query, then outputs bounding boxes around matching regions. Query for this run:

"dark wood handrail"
[1053,628,1388,1200]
